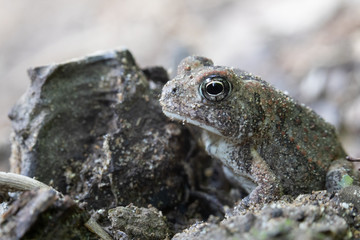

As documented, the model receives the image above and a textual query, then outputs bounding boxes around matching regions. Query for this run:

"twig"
[346,156,360,162]
[85,216,113,240]
[0,171,112,239]
[0,171,58,194]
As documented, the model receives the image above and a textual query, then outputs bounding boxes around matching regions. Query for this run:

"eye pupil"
[199,75,232,102]
[206,81,224,95]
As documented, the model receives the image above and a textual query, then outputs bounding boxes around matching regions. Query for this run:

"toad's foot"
[326,159,359,193]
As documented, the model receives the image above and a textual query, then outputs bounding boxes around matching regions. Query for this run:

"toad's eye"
[199,75,232,101]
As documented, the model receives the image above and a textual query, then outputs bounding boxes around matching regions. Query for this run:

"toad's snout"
[160,80,179,107]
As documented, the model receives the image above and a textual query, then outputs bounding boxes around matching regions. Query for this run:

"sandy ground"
[1,0,360,170]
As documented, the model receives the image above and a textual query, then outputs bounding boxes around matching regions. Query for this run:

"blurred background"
[1,0,360,171]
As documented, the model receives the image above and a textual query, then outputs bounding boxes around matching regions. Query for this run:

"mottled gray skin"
[160,56,356,204]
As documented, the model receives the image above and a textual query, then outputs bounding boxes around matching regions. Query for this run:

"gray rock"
[173,191,359,239]
[8,49,189,211]
[108,204,171,240]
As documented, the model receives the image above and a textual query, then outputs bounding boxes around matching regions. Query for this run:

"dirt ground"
[1,0,360,171]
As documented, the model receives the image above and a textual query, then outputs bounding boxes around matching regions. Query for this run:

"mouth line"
[162,110,222,136]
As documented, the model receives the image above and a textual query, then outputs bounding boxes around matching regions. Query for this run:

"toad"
[160,56,358,205]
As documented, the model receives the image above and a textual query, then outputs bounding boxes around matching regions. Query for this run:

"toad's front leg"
[240,148,283,206]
